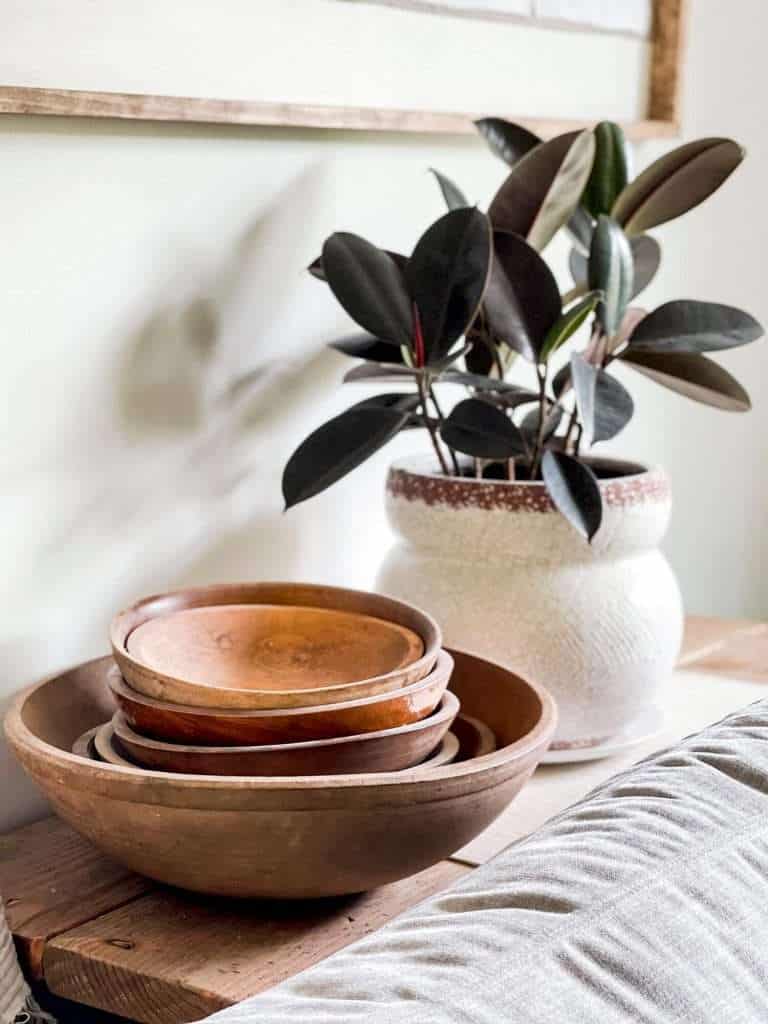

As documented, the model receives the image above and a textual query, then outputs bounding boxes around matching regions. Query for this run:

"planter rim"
[387,454,670,513]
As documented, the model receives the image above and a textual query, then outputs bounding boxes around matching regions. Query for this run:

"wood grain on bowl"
[110,692,458,777]
[111,582,440,710]
[126,604,424,706]
[4,650,555,898]
[108,651,453,745]
[71,726,100,760]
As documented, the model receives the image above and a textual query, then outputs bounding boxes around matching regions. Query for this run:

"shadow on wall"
[2,163,349,831]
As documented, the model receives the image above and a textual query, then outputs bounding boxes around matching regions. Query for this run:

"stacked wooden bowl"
[5,582,557,898]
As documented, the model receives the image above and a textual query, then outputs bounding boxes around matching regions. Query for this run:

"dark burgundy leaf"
[406,207,492,362]
[329,333,405,364]
[282,397,411,509]
[440,398,528,459]
[620,349,751,411]
[483,231,562,361]
[322,233,412,346]
[570,353,634,444]
[429,168,469,210]
[627,300,763,354]
[474,118,541,166]
[542,450,603,541]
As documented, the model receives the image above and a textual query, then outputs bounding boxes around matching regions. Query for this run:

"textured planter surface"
[376,456,684,749]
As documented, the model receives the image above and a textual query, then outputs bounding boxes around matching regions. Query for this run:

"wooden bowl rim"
[111,691,459,755]
[5,650,557,802]
[93,722,143,770]
[110,582,441,706]
[108,649,453,721]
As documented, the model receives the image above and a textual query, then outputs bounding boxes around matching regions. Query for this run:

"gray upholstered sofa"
[196,701,768,1022]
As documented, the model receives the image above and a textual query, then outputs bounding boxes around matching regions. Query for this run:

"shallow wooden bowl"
[92,723,142,769]
[453,713,497,762]
[5,648,556,899]
[108,650,453,745]
[411,731,459,770]
[71,727,99,759]
[110,692,459,776]
[111,583,440,710]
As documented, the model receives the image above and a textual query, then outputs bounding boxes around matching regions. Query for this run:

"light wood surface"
[0,1,686,135]
[5,616,762,1022]
[110,693,458,776]
[0,818,151,980]
[5,648,554,898]
[112,583,438,712]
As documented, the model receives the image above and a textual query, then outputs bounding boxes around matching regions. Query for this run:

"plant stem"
[563,406,579,454]
[530,363,548,479]
[417,375,450,476]
[429,384,461,477]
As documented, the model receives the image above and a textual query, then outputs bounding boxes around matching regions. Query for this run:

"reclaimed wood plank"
[0,818,151,979]
[42,860,467,1023]
[684,625,768,682]
[679,616,763,668]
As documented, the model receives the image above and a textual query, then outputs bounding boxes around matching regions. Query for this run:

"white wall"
[1,0,766,828]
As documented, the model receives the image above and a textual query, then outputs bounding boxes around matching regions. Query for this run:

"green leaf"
[322,234,412,347]
[541,450,603,541]
[429,168,469,210]
[566,205,595,254]
[551,362,572,399]
[620,349,751,411]
[570,233,659,301]
[540,292,602,362]
[611,138,744,235]
[489,130,596,251]
[474,118,541,166]
[406,208,492,362]
[588,215,634,335]
[282,396,413,508]
[329,333,405,363]
[582,121,630,218]
[482,231,562,362]
[440,398,528,459]
[627,300,763,354]
[570,353,634,445]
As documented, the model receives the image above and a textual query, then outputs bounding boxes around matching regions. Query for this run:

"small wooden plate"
[92,723,142,770]
[411,731,460,770]
[108,649,454,745]
[452,713,497,761]
[112,583,440,711]
[110,692,459,777]
[71,726,100,759]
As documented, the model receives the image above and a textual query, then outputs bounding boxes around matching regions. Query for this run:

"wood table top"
[3,616,766,1024]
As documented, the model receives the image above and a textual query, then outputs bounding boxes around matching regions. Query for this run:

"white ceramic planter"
[376,455,683,752]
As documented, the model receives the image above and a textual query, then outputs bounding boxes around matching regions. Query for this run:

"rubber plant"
[282,121,763,541]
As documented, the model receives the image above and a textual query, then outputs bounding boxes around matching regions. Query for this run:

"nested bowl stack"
[111,582,440,711]
[5,646,556,898]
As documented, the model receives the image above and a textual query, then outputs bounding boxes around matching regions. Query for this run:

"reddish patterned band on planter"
[386,464,671,513]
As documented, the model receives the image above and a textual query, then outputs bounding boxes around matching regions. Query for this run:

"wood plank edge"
[0,86,679,139]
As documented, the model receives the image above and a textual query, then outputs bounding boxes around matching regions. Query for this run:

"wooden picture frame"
[0,0,686,139]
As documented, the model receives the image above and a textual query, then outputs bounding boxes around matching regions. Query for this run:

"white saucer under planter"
[541,705,665,764]
[376,455,683,760]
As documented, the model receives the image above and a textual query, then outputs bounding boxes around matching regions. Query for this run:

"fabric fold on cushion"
[197,702,768,1023]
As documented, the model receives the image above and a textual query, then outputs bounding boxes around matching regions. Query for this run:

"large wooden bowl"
[111,583,440,710]
[5,649,556,899]
[109,692,459,776]
[108,651,453,745]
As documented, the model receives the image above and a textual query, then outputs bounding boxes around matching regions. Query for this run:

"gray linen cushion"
[197,702,768,1023]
